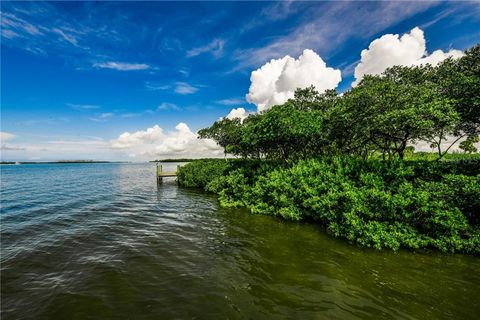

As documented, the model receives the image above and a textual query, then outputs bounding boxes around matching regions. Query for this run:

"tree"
[341,66,452,160]
[405,146,415,157]
[196,44,478,162]
[242,103,327,161]
[432,45,480,156]
[290,85,339,112]
[459,135,479,154]
[198,118,243,158]
[290,85,321,110]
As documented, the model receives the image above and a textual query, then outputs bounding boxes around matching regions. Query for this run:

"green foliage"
[178,158,480,254]
[345,65,459,160]
[459,135,480,154]
[198,118,243,157]
[199,44,479,162]
[435,44,480,136]
[182,44,480,254]
[176,159,230,188]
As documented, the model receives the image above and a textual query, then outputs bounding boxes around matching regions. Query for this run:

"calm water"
[1,163,479,319]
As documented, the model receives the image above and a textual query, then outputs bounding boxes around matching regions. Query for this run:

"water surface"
[1,163,479,319]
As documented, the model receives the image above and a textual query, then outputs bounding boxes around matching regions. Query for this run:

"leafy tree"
[242,103,327,160]
[199,44,478,162]
[290,85,339,112]
[432,45,480,155]
[290,85,321,110]
[342,66,456,160]
[405,146,415,157]
[459,135,479,154]
[198,118,243,158]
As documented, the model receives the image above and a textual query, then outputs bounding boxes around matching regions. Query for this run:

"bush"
[176,159,229,188]
[177,157,480,254]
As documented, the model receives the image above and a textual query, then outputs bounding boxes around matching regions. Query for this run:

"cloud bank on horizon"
[110,123,223,159]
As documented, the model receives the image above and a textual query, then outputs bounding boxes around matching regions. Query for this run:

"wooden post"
[156,163,163,184]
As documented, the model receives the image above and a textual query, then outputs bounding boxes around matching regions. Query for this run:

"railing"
[156,163,181,184]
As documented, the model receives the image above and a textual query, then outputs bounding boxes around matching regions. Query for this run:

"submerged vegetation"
[179,44,480,254]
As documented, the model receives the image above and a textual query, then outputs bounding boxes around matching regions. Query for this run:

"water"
[1,163,479,319]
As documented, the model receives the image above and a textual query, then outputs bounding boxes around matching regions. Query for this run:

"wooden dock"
[156,164,179,184]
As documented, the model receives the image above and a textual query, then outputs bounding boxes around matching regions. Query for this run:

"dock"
[156,163,179,184]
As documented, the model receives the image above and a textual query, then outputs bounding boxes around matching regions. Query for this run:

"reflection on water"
[1,163,479,319]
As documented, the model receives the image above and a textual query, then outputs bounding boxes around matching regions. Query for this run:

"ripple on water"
[1,163,480,319]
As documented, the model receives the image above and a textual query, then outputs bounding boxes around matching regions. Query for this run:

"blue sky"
[1,1,479,161]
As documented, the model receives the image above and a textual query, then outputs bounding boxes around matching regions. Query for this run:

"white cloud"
[93,61,150,71]
[235,1,438,69]
[111,123,223,159]
[120,110,155,118]
[353,27,464,85]
[1,144,26,151]
[111,125,164,149]
[2,29,20,39]
[0,138,112,162]
[1,12,43,37]
[186,38,225,58]
[67,103,100,110]
[416,48,464,66]
[145,82,171,91]
[246,49,341,112]
[216,98,245,106]
[157,102,180,111]
[179,68,189,77]
[0,132,16,142]
[226,107,249,121]
[175,82,198,95]
[89,112,113,122]
[52,27,79,47]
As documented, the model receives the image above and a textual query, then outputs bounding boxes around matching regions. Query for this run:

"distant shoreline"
[150,158,223,163]
[0,161,125,165]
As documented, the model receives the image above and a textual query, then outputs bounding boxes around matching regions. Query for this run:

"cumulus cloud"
[93,61,150,71]
[246,49,342,112]
[226,107,249,121]
[111,125,164,149]
[353,27,464,85]
[110,123,223,159]
[0,131,16,142]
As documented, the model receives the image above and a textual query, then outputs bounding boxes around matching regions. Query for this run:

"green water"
[1,163,479,319]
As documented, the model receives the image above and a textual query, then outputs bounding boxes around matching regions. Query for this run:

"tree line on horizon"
[199,44,479,161]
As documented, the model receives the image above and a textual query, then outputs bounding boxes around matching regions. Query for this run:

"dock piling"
[156,163,178,184]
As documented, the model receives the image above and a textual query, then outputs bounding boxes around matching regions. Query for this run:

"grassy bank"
[178,156,480,254]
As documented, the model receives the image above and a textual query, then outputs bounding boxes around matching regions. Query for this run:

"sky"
[1,1,479,161]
